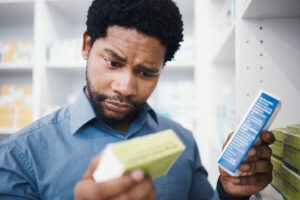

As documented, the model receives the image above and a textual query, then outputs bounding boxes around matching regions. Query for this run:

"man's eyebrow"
[104,49,127,62]
[137,65,161,75]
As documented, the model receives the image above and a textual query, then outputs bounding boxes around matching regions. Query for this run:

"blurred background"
[0,0,299,198]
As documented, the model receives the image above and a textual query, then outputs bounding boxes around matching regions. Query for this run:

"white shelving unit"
[195,0,300,197]
[0,128,19,135]
[1,0,298,197]
[212,26,235,65]
[242,0,300,19]
[0,0,196,135]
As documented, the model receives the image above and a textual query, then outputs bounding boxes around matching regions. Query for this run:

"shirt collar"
[69,88,96,135]
[145,103,158,124]
[69,87,159,135]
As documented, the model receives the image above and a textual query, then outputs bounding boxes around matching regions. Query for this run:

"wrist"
[217,177,250,200]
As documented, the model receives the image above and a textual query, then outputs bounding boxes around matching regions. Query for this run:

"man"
[0,0,274,199]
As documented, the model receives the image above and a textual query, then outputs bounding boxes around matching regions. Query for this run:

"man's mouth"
[104,100,133,113]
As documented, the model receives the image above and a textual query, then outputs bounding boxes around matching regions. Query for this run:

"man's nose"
[111,72,138,97]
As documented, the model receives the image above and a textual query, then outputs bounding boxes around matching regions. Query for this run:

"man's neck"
[112,120,132,134]
[84,88,134,134]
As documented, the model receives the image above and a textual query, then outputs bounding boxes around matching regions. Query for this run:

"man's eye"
[137,71,156,78]
[104,58,121,68]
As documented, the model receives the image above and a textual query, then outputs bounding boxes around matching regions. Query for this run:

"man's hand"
[74,153,156,200]
[219,131,275,197]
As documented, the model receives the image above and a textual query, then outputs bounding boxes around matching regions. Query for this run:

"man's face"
[82,26,166,126]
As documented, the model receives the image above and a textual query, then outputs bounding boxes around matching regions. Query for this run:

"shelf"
[0,0,33,4]
[0,1,34,25]
[212,26,235,65]
[46,61,86,72]
[0,128,18,135]
[0,63,33,72]
[167,60,194,69]
[242,0,300,19]
[46,0,92,24]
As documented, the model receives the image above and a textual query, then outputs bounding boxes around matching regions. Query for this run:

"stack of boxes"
[271,124,300,199]
[0,85,33,130]
[0,40,32,64]
[47,39,83,63]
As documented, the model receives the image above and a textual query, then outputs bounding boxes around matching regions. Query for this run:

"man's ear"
[82,31,92,60]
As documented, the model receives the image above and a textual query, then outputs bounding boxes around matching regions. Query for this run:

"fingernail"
[130,170,144,182]
[241,164,250,171]
[265,132,271,139]
[233,178,241,184]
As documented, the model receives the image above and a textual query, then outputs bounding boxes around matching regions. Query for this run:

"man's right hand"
[74,153,156,200]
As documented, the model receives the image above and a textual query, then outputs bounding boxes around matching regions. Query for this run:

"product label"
[112,129,185,178]
[218,92,279,174]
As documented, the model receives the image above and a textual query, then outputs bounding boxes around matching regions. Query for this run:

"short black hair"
[86,0,184,63]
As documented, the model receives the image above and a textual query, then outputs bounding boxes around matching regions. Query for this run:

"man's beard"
[86,69,145,127]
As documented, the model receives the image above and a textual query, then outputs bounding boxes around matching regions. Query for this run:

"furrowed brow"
[104,49,127,62]
[137,65,161,75]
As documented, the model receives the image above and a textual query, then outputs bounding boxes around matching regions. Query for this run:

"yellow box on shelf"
[0,85,33,130]
[1,85,11,95]
[0,40,32,64]
[17,105,33,128]
[0,105,13,128]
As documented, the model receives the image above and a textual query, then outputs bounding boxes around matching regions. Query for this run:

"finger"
[246,145,272,159]
[228,173,272,186]
[238,160,273,173]
[130,169,145,182]
[144,184,157,200]
[148,185,157,200]
[260,131,275,145]
[75,174,134,200]
[222,132,234,150]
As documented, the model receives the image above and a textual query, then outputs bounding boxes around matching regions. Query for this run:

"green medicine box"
[283,131,300,174]
[92,129,185,182]
[281,164,300,200]
[271,128,285,159]
[271,156,284,193]
[286,124,300,135]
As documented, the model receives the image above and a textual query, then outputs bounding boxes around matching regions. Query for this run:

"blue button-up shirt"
[0,89,219,199]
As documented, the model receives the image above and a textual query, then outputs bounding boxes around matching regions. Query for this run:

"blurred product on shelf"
[271,157,300,200]
[283,124,300,174]
[0,40,32,64]
[170,37,195,64]
[42,105,61,117]
[215,0,236,32]
[152,81,196,131]
[271,124,300,200]
[271,128,285,159]
[216,87,236,147]
[47,39,83,63]
[0,85,33,130]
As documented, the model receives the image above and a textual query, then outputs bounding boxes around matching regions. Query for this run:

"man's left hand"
[219,131,275,197]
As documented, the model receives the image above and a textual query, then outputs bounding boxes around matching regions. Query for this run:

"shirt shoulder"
[1,106,70,147]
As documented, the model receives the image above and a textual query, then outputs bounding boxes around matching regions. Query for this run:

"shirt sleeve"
[189,142,215,200]
[0,141,40,200]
